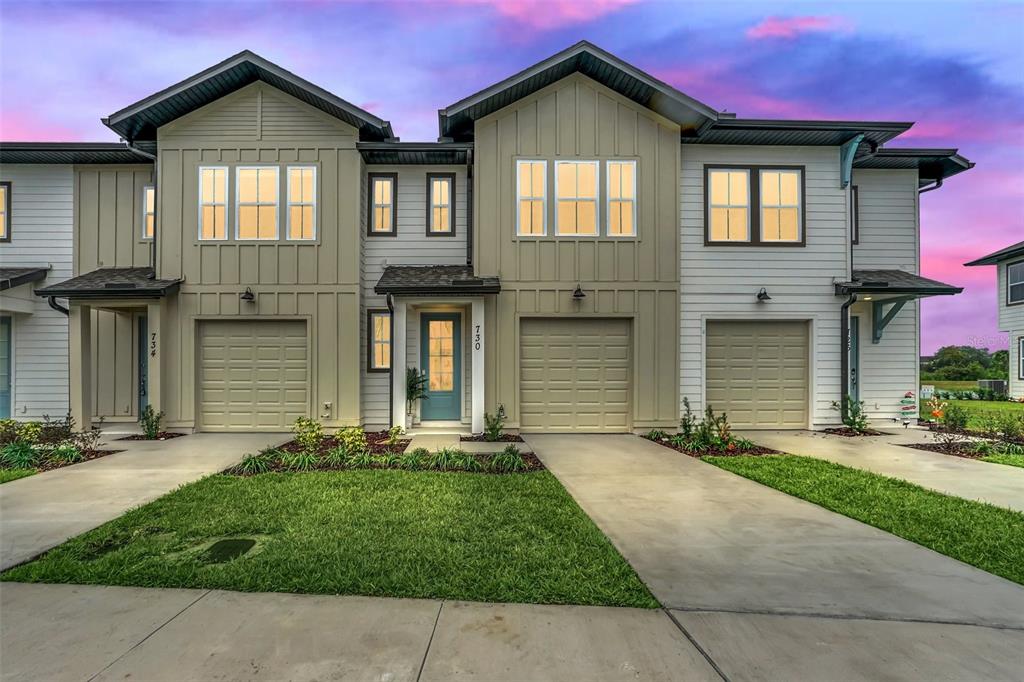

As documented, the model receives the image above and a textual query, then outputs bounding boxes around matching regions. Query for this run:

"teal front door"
[849,315,860,402]
[420,312,461,421]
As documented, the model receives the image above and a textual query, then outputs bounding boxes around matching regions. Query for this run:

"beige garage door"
[198,320,309,431]
[706,320,809,429]
[520,318,631,432]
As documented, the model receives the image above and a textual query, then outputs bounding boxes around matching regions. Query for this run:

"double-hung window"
[198,167,227,240]
[517,161,546,236]
[369,173,397,235]
[427,174,454,235]
[142,186,155,240]
[1019,337,1024,380]
[607,160,636,237]
[0,182,10,242]
[707,169,750,242]
[760,169,801,242]
[286,166,316,240]
[236,167,278,240]
[368,310,391,371]
[706,166,804,245]
[555,160,598,235]
[1008,261,1024,305]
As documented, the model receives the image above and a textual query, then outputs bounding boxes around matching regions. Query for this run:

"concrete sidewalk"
[0,433,285,570]
[747,428,1024,511]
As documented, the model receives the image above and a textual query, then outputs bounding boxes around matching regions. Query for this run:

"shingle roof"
[35,267,182,299]
[375,265,500,296]
[0,142,152,165]
[964,241,1024,266]
[0,267,49,291]
[853,148,974,186]
[835,269,962,296]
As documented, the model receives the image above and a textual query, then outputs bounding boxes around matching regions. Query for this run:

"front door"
[849,315,860,402]
[0,316,11,419]
[137,315,149,416]
[420,312,461,421]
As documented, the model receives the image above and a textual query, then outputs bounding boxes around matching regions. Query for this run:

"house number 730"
[474,324,481,351]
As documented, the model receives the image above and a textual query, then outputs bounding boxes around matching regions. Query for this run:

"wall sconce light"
[497,404,506,419]
[240,287,256,302]
[756,287,771,303]
[572,284,586,301]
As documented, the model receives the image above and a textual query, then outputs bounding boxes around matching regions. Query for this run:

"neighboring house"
[966,241,1024,399]
[22,42,970,433]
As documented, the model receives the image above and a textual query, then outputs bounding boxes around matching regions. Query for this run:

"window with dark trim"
[142,185,155,240]
[0,181,10,242]
[1008,261,1024,306]
[368,173,397,236]
[426,173,455,236]
[850,185,860,245]
[704,165,806,246]
[368,310,391,372]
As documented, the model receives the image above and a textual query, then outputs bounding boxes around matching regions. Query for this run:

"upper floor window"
[1019,337,1024,380]
[236,167,278,240]
[607,160,636,237]
[555,160,598,236]
[1009,261,1024,305]
[287,166,316,241]
[198,167,227,241]
[0,182,10,242]
[517,161,546,236]
[427,174,454,235]
[142,186,155,240]
[760,170,801,243]
[707,169,749,242]
[368,310,391,371]
[369,173,396,236]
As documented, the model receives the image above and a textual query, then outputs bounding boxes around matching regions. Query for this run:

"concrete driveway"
[526,434,1024,680]
[0,432,285,570]
[747,428,1024,512]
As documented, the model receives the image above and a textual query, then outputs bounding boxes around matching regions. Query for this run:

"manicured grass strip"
[2,470,657,608]
[0,469,36,484]
[981,454,1024,469]
[703,455,1024,586]
[920,398,1024,430]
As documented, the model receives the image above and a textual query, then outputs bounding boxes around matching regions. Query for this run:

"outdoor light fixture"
[240,287,256,302]
[497,404,506,419]
[572,284,586,300]
[756,287,771,302]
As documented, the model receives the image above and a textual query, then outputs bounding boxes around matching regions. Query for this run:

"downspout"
[839,292,858,422]
[465,148,474,267]
[47,296,69,316]
[918,177,943,194]
[386,293,395,427]
[121,138,159,274]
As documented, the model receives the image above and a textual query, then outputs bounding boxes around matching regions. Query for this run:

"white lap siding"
[0,165,73,420]
[998,261,1024,399]
[680,146,849,427]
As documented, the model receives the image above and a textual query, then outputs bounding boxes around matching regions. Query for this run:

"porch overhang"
[1,267,49,292]
[375,265,500,297]
[34,267,182,300]
[836,270,962,344]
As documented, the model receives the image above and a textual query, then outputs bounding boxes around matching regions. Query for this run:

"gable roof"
[103,50,393,143]
[852,148,975,186]
[439,41,719,141]
[964,241,1024,266]
[0,142,152,165]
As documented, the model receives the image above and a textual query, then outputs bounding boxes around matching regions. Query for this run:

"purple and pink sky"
[2,0,1021,354]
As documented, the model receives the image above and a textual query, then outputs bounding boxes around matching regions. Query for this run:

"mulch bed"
[902,442,987,460]
[279,430,412,456]
[643,435,779,458]
[822,427,885,437]
[229,450,545,476]
[31,448,123,473]
[118,432,188,441]
[460,434,525,443]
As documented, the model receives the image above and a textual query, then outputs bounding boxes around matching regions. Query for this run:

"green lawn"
[920,398,1024,429]
[2,470,657,608]
[981,453,1024,469]
[0,469,36,484]
[704,455,1024,585]
[923,380,981,391]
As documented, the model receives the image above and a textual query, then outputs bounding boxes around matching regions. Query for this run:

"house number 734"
[150,332,158,358]
[474,324,482,351]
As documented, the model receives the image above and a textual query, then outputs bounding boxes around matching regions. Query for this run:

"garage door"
[198,320,308,431]
[705,320,808,429]
[520,318,631,432]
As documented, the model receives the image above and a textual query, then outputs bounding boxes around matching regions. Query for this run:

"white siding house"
[968,244,1024,399]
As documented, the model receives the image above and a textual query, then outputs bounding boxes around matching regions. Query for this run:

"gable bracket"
[840,133,865,189]
[871,296,914,343]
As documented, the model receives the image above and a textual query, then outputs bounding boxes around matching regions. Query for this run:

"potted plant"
[406,368,428,417]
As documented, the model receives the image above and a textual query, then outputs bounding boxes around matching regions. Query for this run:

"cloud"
[746,15,851,40]
[469,0,638,30]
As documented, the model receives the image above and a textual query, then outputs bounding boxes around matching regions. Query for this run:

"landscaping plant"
[338,426,368,456]
[292,417,325,453]
[830,395,870,433]
[941,403,970,432]
[399,448,427,471]
[406,368,429,414]
[427,448,464,471]
[483,411,505,442]
[46,443,83,465]
[237,450,274,475]
[281,449,320,472]
[346,449,375,469]
[490,445,528,473]
[323,446,348,468]
[139,405,165,439]
[384,425,405,446]
[1,442,40,469]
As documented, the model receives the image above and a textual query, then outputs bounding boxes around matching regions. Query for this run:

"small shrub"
[17,422,42,446]
[1,442,41,469]
[346,449,375,468]
[679,398,697,441]
[338,426,368,456]
[237,451,273,475]
[733,437,756,451]
[457,451,483,472]
[998,413,1023,441]
[384,425,405,446]
[406,368,429,414]
[932,426,967,454]
[941,403,970,432]
[46,443,84,465]
[292,417,325,453]
[68,427,103,454]
[323,446,348,468]
[39,413,75,445]
[490,445,527,473]
[375,451,400,468]
[0,419,19,446]
[830,395,870,433]
[646,429,668,441]
[399,448,428,471]
[138,405,165,439]
[483,411,505,442]
[427,448,464,471]
[280,449,320,472]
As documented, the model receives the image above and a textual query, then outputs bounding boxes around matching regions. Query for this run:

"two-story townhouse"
[0,143,152,421]
[30,42,971,434]
[966,241,1024,399]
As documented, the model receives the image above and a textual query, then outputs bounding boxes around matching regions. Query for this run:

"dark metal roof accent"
[684,118,912,148]
[853,147,975,186]
[375,265,500,296]
[35,267,182,299]
[439,41,719,141]
[0,142,153,165]
[103,50,393,142]
[964,240,1024,266]
[357,141,472,165]
[835,269,962,296]
[0,266,49,291]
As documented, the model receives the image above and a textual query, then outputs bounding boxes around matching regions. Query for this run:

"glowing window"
[236,167,278,240]
[198,168,227,240]
[287,167,316,240]
[555,161,598,235]
[517,161,546,236]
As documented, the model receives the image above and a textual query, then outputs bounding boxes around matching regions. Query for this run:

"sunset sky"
[1,0,1020,354]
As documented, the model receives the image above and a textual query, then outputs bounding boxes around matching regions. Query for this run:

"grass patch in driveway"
[2,470,657,608]
[0,468,35,484]
[704,455,1024,586]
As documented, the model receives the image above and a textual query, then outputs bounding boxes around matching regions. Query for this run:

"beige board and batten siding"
[680,145,848,428]
[0,165,74,419]
[851,169,920,419]
[150,81,362,430]
[474,73,680,431]
[75,164,154,420]
[360,166,469,428]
